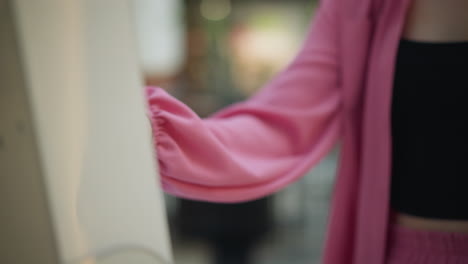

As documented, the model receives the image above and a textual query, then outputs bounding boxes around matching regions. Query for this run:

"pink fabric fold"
[146,0,341,203]
[145,0,414,263]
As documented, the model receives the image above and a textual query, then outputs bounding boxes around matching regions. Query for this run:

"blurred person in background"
[146,0,468,263]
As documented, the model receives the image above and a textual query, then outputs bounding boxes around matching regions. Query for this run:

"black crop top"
[390,39,468,220]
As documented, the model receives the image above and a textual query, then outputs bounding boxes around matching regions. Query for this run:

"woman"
[146,0,468,263]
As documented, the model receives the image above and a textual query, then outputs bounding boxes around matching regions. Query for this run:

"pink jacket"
[146,0,412,263]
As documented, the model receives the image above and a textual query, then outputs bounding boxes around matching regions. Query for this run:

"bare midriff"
[394,213,468,233]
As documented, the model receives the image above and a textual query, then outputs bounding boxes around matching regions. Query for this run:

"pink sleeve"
[146,1,341,203]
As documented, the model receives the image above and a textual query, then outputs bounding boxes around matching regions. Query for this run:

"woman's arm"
[147,0,341,203]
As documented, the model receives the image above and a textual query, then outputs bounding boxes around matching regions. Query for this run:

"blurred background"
[133,0,338,263]
[1,0,337,263]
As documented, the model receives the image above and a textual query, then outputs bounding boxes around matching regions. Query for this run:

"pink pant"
[385,223,468,264]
